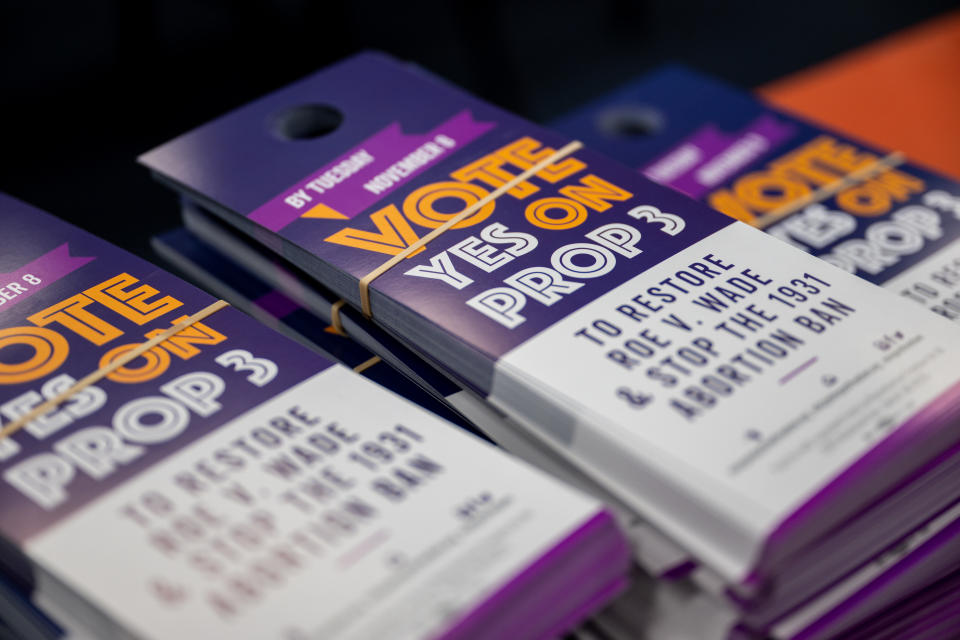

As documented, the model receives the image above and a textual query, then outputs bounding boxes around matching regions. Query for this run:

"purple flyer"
[0,192,626,639]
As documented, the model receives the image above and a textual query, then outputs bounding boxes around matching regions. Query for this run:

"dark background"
[1,0,957,261]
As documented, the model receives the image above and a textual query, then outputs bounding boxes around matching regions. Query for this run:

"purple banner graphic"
[248,110,495,231]
[0,243,94,314]
[642,114,795,198]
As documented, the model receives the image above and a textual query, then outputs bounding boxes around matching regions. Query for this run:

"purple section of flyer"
[0,193,328,543]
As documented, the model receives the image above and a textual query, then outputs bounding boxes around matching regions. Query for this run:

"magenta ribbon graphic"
[643,114,795,198]
[248,110,496,232]
[0,243,95,314]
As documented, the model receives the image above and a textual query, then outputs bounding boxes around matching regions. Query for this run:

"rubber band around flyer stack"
[0,297,386,443]
[329,299,348,336]
[353,144,902,309]
[327,299,380,370]
[357,140,585,318]
[754,151,907,229]
[0,299,231,443]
